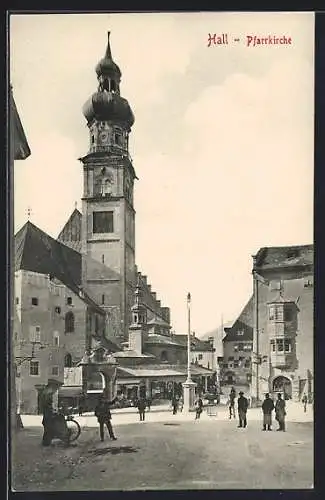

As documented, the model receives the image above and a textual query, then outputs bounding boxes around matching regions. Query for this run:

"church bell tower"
[80,32,137,342]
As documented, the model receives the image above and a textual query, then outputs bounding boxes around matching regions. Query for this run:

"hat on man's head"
[239,391,244,395]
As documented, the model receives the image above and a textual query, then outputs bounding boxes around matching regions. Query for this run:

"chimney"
[141,275,147,285]
[152,292,157,300]
[156,300,161,309]
[147,285,151,292]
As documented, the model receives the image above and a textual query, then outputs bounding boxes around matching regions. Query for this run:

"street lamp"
[186,293,192,383]
[182,292,196,412]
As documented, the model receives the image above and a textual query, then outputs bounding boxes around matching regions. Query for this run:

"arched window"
[65,312,75,333]
[161,350,168,362]
[64,353,72,367]
[101,178,111,196]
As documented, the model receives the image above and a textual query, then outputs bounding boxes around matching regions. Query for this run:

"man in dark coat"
[172,396,178,415]
[275,393,286,431]
[195,397,203,420]
[137,398,146,421]
[94,397,117,442]
[302,394,308,413]
[42,401,54,446]
[229,387,236,419]
[262,393,274,431]
[237,391,249,428]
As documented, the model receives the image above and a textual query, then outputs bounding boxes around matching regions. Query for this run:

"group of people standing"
[228,387,287,431]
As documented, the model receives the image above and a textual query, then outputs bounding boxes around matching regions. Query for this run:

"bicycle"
[50,413,81,445]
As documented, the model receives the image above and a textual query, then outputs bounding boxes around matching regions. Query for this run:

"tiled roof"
[117,363,214,378]
[15,221,106,316]
[145,334,184,347]
[57,209,82,253]
[146,316,171,327]
[254,245,313,271]
[11,88,31,160]
[223,296,254,342]
[113,350,155,359]
[175,334,214,352]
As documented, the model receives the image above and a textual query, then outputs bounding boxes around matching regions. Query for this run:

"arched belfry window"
[64,353,72,367]
[65,312,75,333]
[161,350,168,362]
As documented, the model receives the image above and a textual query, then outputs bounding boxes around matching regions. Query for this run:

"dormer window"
[237,329,244,336]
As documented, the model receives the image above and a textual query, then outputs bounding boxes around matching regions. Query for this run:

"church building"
[14,33,214,414]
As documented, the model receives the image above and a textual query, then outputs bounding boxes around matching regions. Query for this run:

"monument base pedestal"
[182,379,197,413]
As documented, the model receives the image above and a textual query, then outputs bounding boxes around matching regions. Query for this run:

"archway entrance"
[272,376,292,400]
[86,371,106,394]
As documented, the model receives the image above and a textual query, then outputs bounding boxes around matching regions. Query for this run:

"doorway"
[272,375,292,400]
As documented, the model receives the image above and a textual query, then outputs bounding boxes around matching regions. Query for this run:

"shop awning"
[58,386,83,398]
[117,379,141,385]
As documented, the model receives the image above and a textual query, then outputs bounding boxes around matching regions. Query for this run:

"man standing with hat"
[261,393,274,431]
[237,391,249,428]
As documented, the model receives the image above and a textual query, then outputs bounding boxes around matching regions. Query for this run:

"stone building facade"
[220,298,253,392]
[15,33,207,414]
[250,245,313,403]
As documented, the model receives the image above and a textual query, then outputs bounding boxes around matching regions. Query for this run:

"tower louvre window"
[101,294,105,305]
[114,129,123,147]
[93,211,114,233]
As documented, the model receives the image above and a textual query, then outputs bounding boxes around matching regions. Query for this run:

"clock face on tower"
[99,131,109,145]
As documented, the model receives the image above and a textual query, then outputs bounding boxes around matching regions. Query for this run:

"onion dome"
[95,31,121,81]
[82,31,135,129]
[82,91,135,128]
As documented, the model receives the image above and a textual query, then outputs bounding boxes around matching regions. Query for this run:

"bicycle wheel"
[66,418,81,442]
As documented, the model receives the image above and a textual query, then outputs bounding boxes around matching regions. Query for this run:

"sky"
[10,12,314,336]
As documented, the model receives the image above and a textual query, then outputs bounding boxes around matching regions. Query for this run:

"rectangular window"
[237,344,243,351]
[16,297,19,305]
[198,354,203,360]
[101,294,105,305]
[276,339,284,352]
[284,339,291,353]
[237,329,244,336]
[270,339,276,352]
[67,297,72,306]
[223,363,228,369]
[234,360,239,368]
[244,360,251,368]
[53,332,59,347]
[284,308,293,322]
[269,306,275,320]
[29,326,41,343]
[30,360,40,376]
[228,356,234,361]
[55,306,61,314]
[51,366,59,376]
[93,211,114,233]
[233,345,238,352]
[274,306,283,321]
[31,297,39,306]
